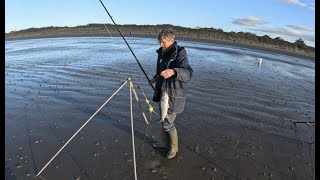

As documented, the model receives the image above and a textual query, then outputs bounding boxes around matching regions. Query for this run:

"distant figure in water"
[150,28,193,159]
[257,58,262,67]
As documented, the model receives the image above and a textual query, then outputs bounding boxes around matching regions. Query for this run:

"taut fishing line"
[88,0,113,37]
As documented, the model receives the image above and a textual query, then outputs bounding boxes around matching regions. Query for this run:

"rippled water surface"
[5,37,315,180]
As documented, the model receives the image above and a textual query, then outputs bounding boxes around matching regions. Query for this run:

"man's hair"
[158,28,175,41]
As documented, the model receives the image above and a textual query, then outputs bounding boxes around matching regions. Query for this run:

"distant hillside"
[5,24,315,59]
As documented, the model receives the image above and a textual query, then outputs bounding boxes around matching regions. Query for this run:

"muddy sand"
[5,37,315,180]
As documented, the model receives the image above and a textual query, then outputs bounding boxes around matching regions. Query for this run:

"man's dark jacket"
[153,41,193,114]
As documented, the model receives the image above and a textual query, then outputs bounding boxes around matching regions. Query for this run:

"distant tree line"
[5,23,314,55]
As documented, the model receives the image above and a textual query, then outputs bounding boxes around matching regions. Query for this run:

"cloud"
[254,27,302,36]
[308,2,315,10]
[279,0,315,10]
[248,27,315,42]
[279,0,306,7]
[286,25,314,32]
[232,16,267,27]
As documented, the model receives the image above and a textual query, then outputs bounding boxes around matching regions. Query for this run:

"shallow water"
[5,37,315,180]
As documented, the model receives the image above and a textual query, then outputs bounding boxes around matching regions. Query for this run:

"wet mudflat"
[5,37,315,180]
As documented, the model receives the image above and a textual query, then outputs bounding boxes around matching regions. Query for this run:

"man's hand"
[160,69,175,79]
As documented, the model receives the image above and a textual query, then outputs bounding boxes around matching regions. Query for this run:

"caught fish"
[160,91,169,123]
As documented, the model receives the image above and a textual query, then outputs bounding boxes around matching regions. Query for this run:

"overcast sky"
[5,0,315,46]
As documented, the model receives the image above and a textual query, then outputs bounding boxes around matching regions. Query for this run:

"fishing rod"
[98,0,155,91]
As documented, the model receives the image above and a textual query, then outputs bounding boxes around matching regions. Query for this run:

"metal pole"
[131,82,149,124]
[36,80,128,176]
[129,78,138,180]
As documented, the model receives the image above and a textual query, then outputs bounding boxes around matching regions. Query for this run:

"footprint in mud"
[149,159,161,169]
[34,139,43,144]
[5,165,17,180]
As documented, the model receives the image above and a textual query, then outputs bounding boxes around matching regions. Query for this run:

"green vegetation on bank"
[5,24,314,59]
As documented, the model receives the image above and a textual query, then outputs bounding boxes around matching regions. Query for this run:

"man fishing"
[150,28,193,159]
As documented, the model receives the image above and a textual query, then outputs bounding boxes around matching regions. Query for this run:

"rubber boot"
[152,127,170,149]
[167,129,178,159]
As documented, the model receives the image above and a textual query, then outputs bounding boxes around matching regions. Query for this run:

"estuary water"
[5,37,315,180]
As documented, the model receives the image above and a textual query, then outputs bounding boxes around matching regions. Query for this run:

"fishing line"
[136,82,159,123]
[88,0,112,37]
[98,0,155,91]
